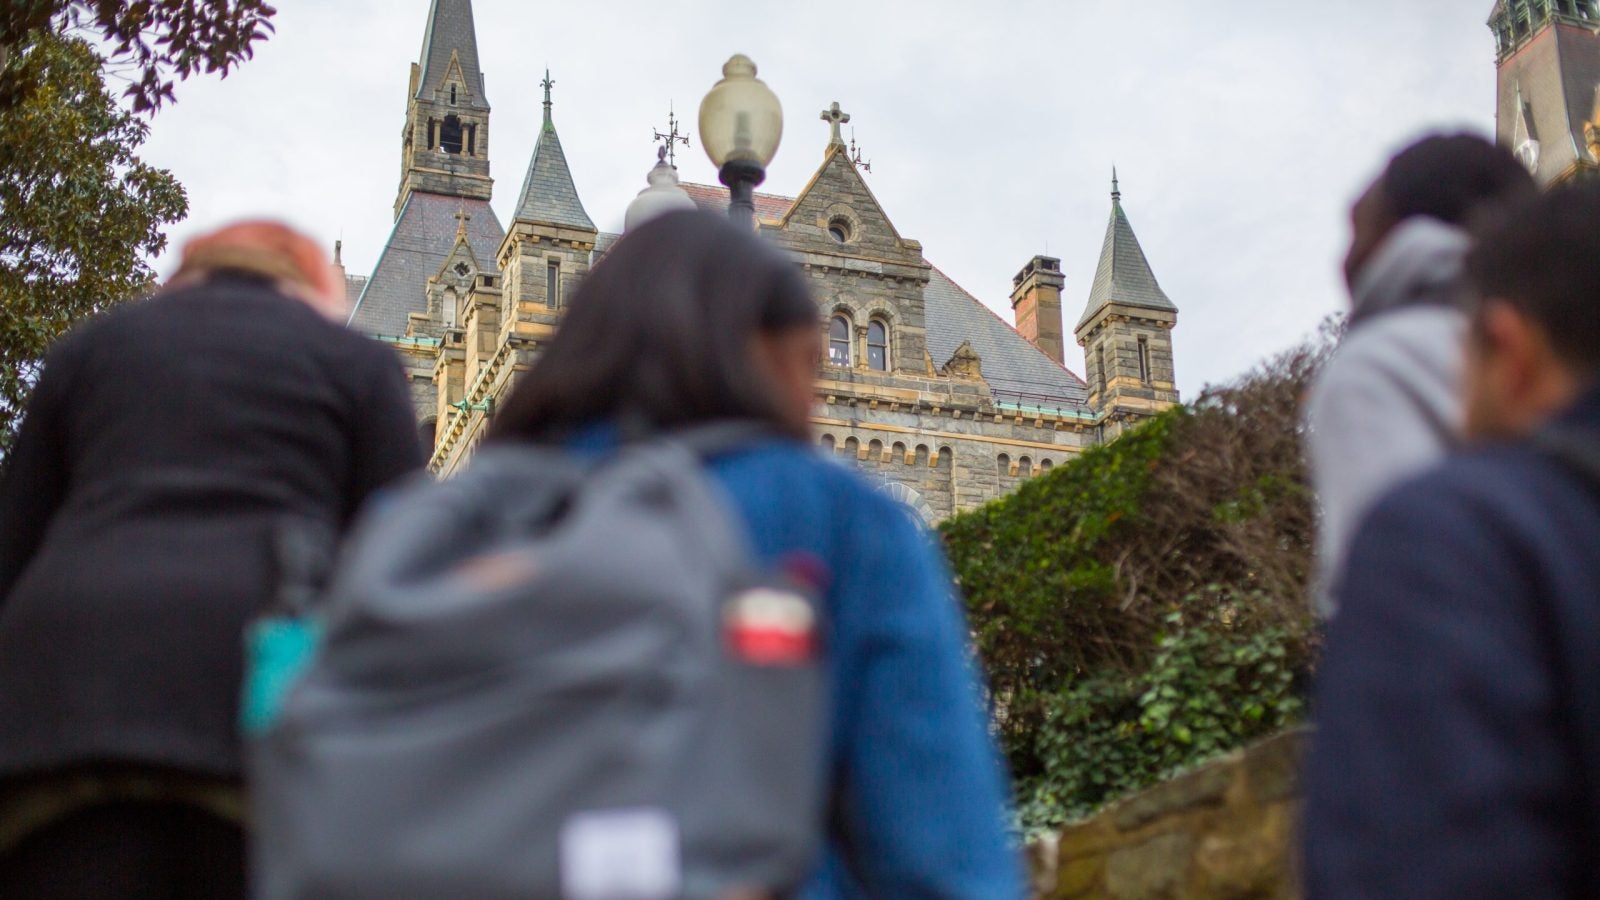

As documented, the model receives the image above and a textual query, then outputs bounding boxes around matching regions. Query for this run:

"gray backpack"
[250,430,828,900]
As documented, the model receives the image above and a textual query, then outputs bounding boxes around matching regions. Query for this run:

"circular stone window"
[827,217,853,244]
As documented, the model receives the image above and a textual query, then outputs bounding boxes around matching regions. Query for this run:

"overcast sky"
[135,0,1498,393]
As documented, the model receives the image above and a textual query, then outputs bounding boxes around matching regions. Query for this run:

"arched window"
[867,319,889,371]
[441,286,458,325]
[1019,457,1034,478]
[418,417,437,452]
[819,434,836,454]
[997,453,1011,476]
[893,442,908,464]
[1040,459,1054,473]
[844,437,861,459]
[440,115,464,154]
[868,439,884,463]
[828,315,852,367]
[936,447,953,470]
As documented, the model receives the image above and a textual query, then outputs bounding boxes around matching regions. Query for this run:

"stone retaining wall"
[1029,729,1307,899]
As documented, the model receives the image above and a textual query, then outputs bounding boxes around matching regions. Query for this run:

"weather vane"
[653,102,691,168]
[850,129,872,173]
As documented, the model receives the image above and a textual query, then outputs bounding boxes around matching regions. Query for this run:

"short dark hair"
[488,210,819,444]
[1382,133,1536,227]
[1465,182,1600,373]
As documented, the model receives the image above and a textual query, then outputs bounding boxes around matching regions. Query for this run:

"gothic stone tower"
[396,0,493,215]
[1490,0,1600,186]
[349,0,507,431]
[1074,175,1179,440]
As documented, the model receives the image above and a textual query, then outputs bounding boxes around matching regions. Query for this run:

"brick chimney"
[1010,255,1066,365]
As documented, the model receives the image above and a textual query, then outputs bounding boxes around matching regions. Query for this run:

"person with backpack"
[1304,133,1535,618]
[250,210,1024,899]
[1303,184,1600,896]
[0,222,425,898]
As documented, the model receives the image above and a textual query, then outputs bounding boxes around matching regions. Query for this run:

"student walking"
[0,222,424,898]
[1305,133,1534,617]
[1304,184,1600,897]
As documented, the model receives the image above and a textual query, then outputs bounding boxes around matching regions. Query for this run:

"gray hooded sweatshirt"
[1306,218,1471,618]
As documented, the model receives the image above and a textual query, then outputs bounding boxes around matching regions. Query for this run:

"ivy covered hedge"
[942,336,1329,834]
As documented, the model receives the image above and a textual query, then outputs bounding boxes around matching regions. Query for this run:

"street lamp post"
[698,54,783,227]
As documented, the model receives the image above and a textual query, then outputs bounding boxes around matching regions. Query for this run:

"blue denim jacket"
[694,438,1023,898]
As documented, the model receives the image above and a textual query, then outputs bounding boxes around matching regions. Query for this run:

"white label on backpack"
[560,808,681,900]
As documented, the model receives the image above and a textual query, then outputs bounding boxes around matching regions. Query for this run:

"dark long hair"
[489,210,818,443]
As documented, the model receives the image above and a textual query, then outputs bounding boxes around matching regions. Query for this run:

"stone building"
[345,0,1182,523]
[1490,0,1600,185]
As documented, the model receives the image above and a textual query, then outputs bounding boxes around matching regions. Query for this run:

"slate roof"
[924,268,1089,410]
[513,119,595,230]
[1079,191,1176,329]
[348,192,505,336]
[416,0,487,108]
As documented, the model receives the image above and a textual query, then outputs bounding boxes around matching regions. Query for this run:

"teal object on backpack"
[243,520,334,739]
[241,616,324,738]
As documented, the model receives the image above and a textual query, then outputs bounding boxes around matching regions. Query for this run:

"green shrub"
[1014,588,1309,835]
[942,334,1330,833]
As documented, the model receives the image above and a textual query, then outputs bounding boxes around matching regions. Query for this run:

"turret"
[1074,172,1180,438]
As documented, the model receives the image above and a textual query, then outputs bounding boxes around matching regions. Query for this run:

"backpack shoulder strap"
[1531,426,1600,493]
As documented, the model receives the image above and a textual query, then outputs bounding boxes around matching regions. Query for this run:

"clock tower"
[1490,0,1600,186]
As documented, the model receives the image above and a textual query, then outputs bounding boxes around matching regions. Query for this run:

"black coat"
[1304,385,1600,898]
[0,274,424,779]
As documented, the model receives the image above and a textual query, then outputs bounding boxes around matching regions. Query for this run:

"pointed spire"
[416,0,487,107]
[513,74,595,232]
[1078,172,1176,330]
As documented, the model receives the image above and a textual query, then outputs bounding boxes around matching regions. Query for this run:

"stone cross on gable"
[454,205,471,239]
[821,102,850,147]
